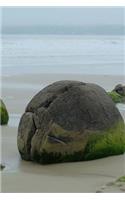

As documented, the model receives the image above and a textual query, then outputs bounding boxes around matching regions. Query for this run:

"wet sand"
[1,73,125,193]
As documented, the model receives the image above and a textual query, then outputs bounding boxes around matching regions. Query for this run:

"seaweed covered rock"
[0,99,9,125]
[17,81,125,164]
[108,84,125,104]
[107,91,124,104]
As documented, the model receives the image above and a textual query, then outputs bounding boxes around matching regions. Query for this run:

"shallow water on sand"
[117,103,125,111]
[8,114,21,127]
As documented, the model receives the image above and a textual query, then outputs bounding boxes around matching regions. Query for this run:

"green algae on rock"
[30,122,125,164]
[0,99,9,125]
[108,91,125,104]
[17,81,125,164]
[108,84,125,104]
[83,122,125,160]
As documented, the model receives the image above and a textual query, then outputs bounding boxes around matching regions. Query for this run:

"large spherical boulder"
[17,81,125,164]
[0,99,9,125]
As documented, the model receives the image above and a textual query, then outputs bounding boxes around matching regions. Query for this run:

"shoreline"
[1,73,125,114]
[2,73,125,93]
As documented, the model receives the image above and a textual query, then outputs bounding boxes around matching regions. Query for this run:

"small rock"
[113,84,125,96]
[96,190,103,193]
[0,164,5,170]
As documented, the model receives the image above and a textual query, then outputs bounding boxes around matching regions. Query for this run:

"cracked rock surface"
[17,80,125,164]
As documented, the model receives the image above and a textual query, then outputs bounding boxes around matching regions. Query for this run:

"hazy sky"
[2,7,124,27]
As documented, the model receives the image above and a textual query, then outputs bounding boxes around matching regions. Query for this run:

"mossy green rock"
[17,81,125,164]
[0,99,9,125]
[108,84,125,104]
[107,91,125,103]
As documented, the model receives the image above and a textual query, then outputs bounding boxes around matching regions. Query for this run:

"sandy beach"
[0,73,125,193]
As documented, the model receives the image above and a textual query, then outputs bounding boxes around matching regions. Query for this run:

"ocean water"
[1,34,125,76]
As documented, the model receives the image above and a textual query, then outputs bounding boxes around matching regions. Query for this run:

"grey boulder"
[17,81,125,164]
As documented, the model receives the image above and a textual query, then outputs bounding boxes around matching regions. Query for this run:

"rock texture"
[17,81,125,164]
[0,99,9,125]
